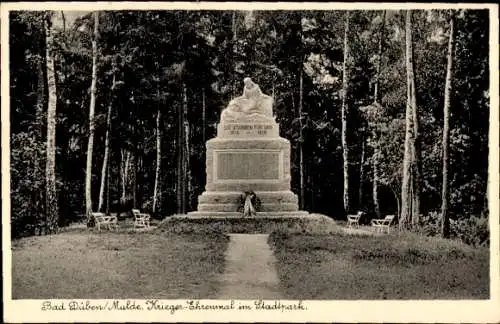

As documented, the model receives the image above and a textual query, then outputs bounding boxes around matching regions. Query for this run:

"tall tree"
[152,92,162,214]
[85,11,99,220]
[98,72,114,212]
[341,11,351,214]
[44,12,59,233]
[298,67,305,210]
[372,10,386,218]
[183,83,190,212]
[441,12,455,238]
[400,10,420,229]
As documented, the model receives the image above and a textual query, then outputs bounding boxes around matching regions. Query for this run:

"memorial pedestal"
[188,120,306,217]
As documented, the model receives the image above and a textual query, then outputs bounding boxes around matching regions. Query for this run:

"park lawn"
[11,230,229,299]
[269,230,489,299]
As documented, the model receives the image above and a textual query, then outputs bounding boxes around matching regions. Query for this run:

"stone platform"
[158,213,335,234]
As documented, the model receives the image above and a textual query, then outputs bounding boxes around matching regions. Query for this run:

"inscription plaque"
[215,151,281,180]
[217,123,279,138]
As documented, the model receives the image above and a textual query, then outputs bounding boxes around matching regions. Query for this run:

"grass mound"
[269,230,489,299]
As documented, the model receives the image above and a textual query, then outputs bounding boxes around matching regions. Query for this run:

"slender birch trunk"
[232,11,238,97]
[132,123,138,209]
[299,68,305,210]
[36,58,45,138]
[153,105,161,214]
[85,12,99,221]
[373,142,381,217]
[342,11,351,214]
[358,139,365,209]
[44,14,58,232]
[120,149,131,202]
[374,10,386,104]
[372,11,385,218]
[177,94,184,214]
[441,14,455,238]
[98,73,114,212]
[105,160,110,215]
[182,83,189,213]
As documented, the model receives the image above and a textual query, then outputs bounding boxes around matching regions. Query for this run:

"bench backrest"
[132,209,140,216]
[91,212,105,222]
[385,215,395,224]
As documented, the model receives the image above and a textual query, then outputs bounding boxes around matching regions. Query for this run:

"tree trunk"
[35,43,46,219]
[371,11,385,218]
[232,11,238,97]
[176,98,183,214]
[390,184,401,219]
[85,12,99,221]
[105,159,110,215]
[299,68,305,210]
[44,14,58,233]
[441,14,455,238]
[182,83,189,213]
[358,139,365,210]
[35,58,45,138]
[341,11,351,215]
[372,141,381,218]
[153,106,161,214]
[120,149,131,202]
[98,73,114,212]
[400,10,415,230]
[131,152,137,209]
[374,10,386,104]
[131,122,139,209]
[408,11,421,227]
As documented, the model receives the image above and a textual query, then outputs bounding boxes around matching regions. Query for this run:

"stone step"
[185,211,310,218]
[198,202,299,212]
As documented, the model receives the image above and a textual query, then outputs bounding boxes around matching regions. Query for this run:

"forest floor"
[268,229,490,299]
[11,229,228,299]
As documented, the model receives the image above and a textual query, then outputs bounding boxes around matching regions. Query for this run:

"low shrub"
[156,213,339,235]
[415,211,489,247]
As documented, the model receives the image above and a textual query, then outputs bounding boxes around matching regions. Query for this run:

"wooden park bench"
[92,212,118,232]
[371,214,395,233]
[347,211,364,228]
[132,209,151,229]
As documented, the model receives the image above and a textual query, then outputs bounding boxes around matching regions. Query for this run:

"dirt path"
[216,234,283,299]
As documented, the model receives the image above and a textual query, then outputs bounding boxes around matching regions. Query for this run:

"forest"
[9,9,490,245]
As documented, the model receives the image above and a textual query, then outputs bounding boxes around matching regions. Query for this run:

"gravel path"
[216,234,283,299]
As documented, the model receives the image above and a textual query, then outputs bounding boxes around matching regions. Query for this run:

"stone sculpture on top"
[220,77,274,123]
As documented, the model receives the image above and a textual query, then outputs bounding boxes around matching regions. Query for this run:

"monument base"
[158,212,337,234]
[197,190,299,212]
[186,211,309,218]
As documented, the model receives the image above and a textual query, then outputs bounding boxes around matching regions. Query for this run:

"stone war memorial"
[166,77,333,232]
[190,77,307,217]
